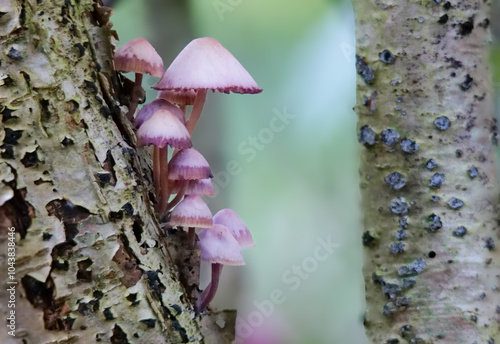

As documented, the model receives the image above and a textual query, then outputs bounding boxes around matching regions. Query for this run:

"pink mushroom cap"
[199,224,245,266]
[158,90,197,106]
[136,109,192,149]
[169,195,213,228]
[213,209,255,250]
[153,37,262,94]
[171,178,215,196]
[168,148,213,181]
[135,99,185,128]
[114,38,164,77]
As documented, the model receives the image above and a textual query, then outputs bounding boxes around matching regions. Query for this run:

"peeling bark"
[353,1,500,343]
[0,1,234,343]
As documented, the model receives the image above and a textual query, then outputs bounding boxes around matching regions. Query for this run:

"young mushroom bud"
[169,195,213,247]
[195,224,244,313]
[114,38,164,119]
[162,148,213,215]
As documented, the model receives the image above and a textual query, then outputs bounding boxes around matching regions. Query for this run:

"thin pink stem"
[166,181,188,212]
[127,73,143,120]
[186,89,207,134]
[159,147,170,218]
[196,263,223,313]
[153,146,161,200]
[188,227,196,249]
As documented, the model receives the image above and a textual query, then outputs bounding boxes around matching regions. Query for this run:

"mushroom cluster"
[114,37,261,312]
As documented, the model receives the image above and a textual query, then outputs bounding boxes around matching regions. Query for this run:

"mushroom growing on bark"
[162,148,213,215]
[136,107,191,204]
[154,37,262,134]
[213,208,255,249]
[169,194,213,247]
[114,38,164,119]
[195,224,245,313]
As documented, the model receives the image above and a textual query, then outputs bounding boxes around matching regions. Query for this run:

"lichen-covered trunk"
[0,1,234,343]
[353,0,500,343]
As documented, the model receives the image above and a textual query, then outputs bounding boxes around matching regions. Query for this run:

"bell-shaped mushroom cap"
[169,195,213,228]
[171,178,215,196]
[213,209,255,250]
[114,38,164,77]
[154,37,262,94]
[135,99,185,128]
[158,90,197,106]
[136,109,191,149]
[199,224,245,266]
[168,148,213,181]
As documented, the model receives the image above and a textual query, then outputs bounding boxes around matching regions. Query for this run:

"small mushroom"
[213,209,255,249]
[168,195,213,247]
[114,38,164,119]
[170,178,214,197]
[195,224,244,313]
[162,148,213,215]
[154,37,262,134]
[136,107,191,203]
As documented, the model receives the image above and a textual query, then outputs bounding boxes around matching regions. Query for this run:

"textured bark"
[353,1,500,343]
[0,1,234,343]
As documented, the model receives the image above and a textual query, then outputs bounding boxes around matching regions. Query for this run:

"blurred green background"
[112,1,500,343]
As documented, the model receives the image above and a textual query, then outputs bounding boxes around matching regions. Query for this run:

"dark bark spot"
[455,149,463,158]
[459,21,474,36]
[362,231,375,246]
[443,2,451,9]
[429,173,445,188]
[434,116,450,130]
[447,197,464,210]
[132,219,143,242]
[428,213,442,231]
[438,14,448,24]
[122,202,134,216]
[96,172,112,186]
[2,107,16,122]
[145,271,166,299]
[428,251,436,258]
[46,199,91,224]
[453,226,467,237]
[42,232,53,240]
[469,166,478,179]
[355,55,375,84]
[396,229,407,240]
[7,48,21,59]
[21,149,40,167]
[460,74,473,91]
[385,172,406,190]
[485,237,495,251]
[61,137,74,146]
[3,128,23,145]
[389,242,405,254]
[391,197,409,214]
[379,50,395,64]
[1,144,14,159]
[140,319,156,328]
[77,258,93,282]
[400,138,419,153]
[111,325,130,344]
[103,307,115,320]
[381,129,400,146]
[359,125,376,146]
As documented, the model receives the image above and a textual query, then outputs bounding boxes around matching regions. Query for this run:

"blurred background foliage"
[111,1,499,343]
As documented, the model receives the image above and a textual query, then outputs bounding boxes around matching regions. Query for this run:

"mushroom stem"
[127,73,144,120]
[196,263,223,313]
[188,227,196,248]
[153,146,161,199]
[186,89,207,134]
[159,147,170,218]
[166,181,188,212]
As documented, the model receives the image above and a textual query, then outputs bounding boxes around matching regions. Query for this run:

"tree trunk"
[0,1,234,343]
[353,0,500,343]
